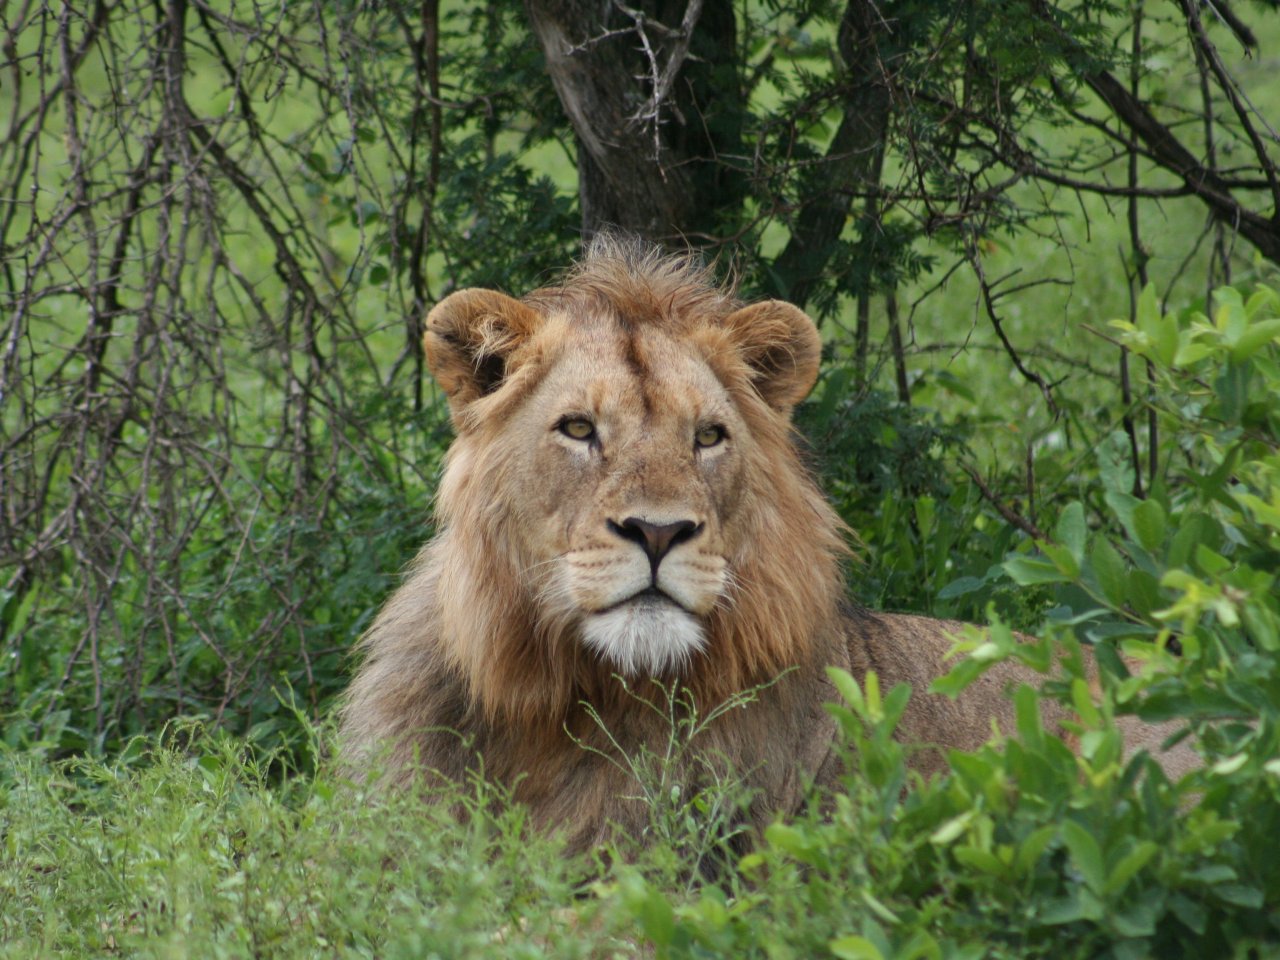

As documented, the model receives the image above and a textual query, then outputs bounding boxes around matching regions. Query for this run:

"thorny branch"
[961,463,1050,543]
[618,0,704,157]
[0,0,439,740]
[3,0,1279,744]
[964,237,1061,417]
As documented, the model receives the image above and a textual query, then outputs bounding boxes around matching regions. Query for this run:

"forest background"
[2,0,1280,956]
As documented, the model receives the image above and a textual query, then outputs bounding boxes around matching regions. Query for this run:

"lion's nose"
[608,516,702,576]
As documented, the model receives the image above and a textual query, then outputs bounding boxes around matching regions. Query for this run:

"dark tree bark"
[525,0,744,244]
[527,0,892,309]
[767,0,891,306]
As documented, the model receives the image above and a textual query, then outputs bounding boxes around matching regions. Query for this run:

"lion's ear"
[722,300,822,414]
[423,289,544,414]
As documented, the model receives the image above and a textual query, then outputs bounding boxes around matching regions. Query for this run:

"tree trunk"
[767,0,891,307]
[525,0,743,244]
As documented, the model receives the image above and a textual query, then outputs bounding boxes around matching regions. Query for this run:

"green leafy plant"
[592,283,1280,958]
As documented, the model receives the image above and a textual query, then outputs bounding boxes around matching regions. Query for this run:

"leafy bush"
[0,391,446,763]
[798,375,1041,627]
[609,281,1280,958]
[5,283,1278,958]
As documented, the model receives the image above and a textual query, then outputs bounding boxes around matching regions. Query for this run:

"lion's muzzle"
[607,516,704,580]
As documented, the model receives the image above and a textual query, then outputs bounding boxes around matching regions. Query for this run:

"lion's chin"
[580,598,707,678]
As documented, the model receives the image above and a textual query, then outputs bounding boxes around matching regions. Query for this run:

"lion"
[339,237,1195,855]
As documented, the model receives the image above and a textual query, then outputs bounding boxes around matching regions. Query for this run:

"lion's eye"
[559,417,596,442]
[695,425,726,449]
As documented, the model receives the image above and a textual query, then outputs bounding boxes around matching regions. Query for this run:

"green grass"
[1,726,606,958]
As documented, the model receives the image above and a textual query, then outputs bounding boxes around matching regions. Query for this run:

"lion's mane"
[339,238,1198,851]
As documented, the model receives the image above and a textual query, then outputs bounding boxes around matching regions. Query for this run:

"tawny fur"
[339,237,1195,854]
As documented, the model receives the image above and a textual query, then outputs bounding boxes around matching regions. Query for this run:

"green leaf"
[1055,501,1086,565]
[830,936,885,960]
[1132,499,1166,553]
[915,496,936,539]
[1014,685,1045,749]
[1061,820,1106,893]
[1104,841,1158,895]
[1230,318,1280,362]
[1213,885,1264,908]
[1125,569,1161,618]
[1015,825,1057,874]
[1174,340,1214,367]
[1156,315,1180,368]
[635,889,676,946]
[1090,538,1127,607]
[764,823,808,858]
[1215,288,1249,341]
[1039,890,1103,925]
[1042,543,1081,579]
[1194,544,1230,577]
[1004,556,1070,586]
[826,667,865,713]
[860,892,900,925]
[1168,513,1219,569]
[929,658,984,697]
[1186,865,1238,885]
[937,575,986,600]
[1168,894,1208,935]
[1214,361,1251,423]
[1243,284,1280,318]
[1135,283,1161,335]
[1105,490,1140,545]
[737,853,764,872]
[1070,678,1102,729]
[1110,899,1159,938]
[1238,492,1280,529]
[1135,284,1178,366]
[953,846,1006,876]
[930,810,976,846]
[865,671,882,720]
[895,931,943,960]
[881,683,912,729]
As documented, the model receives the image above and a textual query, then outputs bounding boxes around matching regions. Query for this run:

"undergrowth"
[3,287,1280,957]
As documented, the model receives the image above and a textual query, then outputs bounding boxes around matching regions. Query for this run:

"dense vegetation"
[3,0,1280,955]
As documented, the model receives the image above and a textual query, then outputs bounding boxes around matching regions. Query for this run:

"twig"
[961,464,1050,542]
[964,236,1059,418]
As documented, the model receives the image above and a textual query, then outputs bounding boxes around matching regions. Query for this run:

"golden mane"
[525,235,738,327]
[347,239,848,740]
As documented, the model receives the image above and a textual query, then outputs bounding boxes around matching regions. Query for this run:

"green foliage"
[1,392,445,761]
[8,287,1279,957]
[581,280,1280,959]
[0,724,601,958]
[987,281,1280,747]
[611,653,1275,959]
[573,677,766,885]
[4,0,1280,949]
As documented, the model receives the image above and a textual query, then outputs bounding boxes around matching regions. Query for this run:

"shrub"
[604,280,1280,958]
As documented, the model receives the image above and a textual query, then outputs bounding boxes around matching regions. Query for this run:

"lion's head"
[347,238,849,745]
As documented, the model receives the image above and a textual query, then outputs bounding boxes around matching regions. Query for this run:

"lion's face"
[423,249,835,690]
[495,319,750,675]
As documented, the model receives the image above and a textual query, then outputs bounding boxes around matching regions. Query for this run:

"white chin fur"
[580,601,706,677]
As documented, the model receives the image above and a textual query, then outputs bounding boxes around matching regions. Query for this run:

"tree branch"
[1027,0,1280,265]
[767,0,891,307]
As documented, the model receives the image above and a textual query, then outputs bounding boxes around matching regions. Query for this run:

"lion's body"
[340,239,1193,852]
